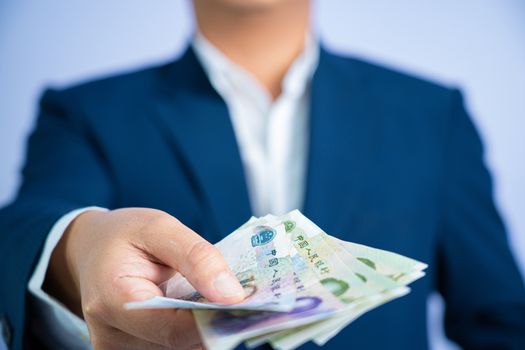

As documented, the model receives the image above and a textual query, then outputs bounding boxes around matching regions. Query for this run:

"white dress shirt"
[27,33,319,348]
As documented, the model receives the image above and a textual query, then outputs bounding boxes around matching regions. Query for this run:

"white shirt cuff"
[28,206,108,349]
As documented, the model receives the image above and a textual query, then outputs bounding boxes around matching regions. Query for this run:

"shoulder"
[317,48,470,148]
[319,47,458,105]
[41,60,173,110]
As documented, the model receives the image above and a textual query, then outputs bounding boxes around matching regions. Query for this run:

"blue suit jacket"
[1,47,524,349]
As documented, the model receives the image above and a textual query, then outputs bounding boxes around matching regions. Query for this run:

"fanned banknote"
[126,219,296,312]
[258,233,422,349]
[244,212,417,350]
[124,210,427,349]
[194,245,347,350]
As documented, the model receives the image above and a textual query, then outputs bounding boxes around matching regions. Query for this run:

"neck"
[193,0,310,99]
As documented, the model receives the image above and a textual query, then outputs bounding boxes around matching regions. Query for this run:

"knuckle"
[83,297,109,321]
[112,277,134,301]
[144,210,173,229]
[186,240,224,271]
[136,210,175,240]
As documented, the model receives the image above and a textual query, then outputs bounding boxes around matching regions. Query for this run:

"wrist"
[43,210,102,317]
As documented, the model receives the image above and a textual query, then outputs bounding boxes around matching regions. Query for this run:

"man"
[1,0,524,349]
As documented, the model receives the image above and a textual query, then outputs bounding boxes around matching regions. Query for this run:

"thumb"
[140,217,245,304]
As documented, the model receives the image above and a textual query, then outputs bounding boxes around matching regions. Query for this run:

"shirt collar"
[191,31,319,106]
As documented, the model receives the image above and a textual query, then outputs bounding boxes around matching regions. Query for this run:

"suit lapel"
[152,47,378,241]
[303,49,379,237]
[154,48,252,241]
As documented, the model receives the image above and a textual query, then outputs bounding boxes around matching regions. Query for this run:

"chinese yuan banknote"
[125,210,427,350]
[126,218,296,312]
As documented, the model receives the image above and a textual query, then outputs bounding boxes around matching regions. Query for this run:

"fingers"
[139,214,245,304]
[89,276,202,349]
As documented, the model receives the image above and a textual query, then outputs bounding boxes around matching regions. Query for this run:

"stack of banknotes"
[127,210,427,350]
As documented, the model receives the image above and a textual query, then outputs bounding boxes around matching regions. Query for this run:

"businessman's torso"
[43,47,459,349]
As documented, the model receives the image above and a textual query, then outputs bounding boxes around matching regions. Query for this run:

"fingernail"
[213,272,244,298]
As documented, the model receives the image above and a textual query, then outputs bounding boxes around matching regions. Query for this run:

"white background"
[1,1,524,349]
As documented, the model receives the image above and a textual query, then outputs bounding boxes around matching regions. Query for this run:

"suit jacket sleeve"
[0,89,114,349]
[437,90,525,349]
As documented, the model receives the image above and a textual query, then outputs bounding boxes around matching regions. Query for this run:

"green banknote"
[312,237,427,345]
[194,216,347,350]
[248,214,427,350]
[268,236,421,349]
